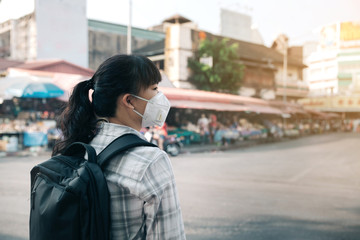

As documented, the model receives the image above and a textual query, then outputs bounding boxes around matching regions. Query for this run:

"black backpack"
[29,133,157,240]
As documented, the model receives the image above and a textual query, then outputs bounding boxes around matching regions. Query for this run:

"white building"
[305,48,338,96]
[0,0,88,68]
[35,0,88,68]
[161,15,198,89]
[304,22,360,97]
[220,8,264,45]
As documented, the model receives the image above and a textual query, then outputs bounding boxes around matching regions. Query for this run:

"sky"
[0,0,359,47]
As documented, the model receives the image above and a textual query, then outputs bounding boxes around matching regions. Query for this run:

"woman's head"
[92,55,161,117]
[53,54,161,155]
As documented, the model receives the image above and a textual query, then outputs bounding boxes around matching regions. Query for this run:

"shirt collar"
[97,122,146,140]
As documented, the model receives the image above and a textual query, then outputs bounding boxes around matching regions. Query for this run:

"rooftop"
[88,19,165,42]
[0,59,24,72]
[15,59,94,76]
[162,14,192,24]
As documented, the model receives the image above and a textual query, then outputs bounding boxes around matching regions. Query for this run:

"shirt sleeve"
[140,151,186,240]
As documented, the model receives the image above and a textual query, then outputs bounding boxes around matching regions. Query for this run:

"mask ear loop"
[131,95,149,118]
[132,95,150,102]
[133,109,144,118]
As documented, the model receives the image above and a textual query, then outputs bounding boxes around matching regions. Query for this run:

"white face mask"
[132,92,171,128]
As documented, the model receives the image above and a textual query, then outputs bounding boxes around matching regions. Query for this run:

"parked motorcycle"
[148,132,183,156]
[163,134,183,157]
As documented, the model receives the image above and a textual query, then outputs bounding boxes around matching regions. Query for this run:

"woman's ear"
[121,94,134,109]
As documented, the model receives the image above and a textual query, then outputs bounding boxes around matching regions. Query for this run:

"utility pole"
[282,36,288,132]
[127,0,132,54]
[282,39,288,104]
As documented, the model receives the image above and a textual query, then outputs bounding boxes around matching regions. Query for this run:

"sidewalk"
[181,138,282,154]
[180,132,345,154]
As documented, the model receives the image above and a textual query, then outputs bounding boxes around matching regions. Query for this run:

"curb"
[180,138,285,154]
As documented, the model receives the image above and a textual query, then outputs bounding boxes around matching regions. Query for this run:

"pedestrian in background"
[197,113,209,144]
[209,113,218,143]
[53,54,186,239]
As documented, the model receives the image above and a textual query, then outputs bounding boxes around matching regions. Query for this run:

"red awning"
[244,104,283,115]
[162,87,284,115]
[161,87,268,105]
[325,112,340,118]
[169,100,248,112]
[269,100,309,116]
[306,109,340,119]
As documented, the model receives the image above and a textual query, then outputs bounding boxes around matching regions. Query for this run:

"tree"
[188,38,244,94]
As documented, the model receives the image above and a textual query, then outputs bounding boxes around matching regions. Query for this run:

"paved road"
[0,133,359,240]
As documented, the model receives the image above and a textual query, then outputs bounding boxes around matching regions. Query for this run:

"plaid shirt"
[90,123,186,240]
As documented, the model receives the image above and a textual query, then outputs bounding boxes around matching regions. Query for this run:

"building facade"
[0,0,165,70]
[136,15,308,101]
[271,35,309,102]
[0,13,36,61]
[0,4,309,102]
[304,21,360,97]
[35,0,88,68]
[88,19,165,70]
[299,21,360,116]
[220,8,264,45]
[0,0,88,68]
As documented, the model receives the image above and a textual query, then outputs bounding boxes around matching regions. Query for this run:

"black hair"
[52,54,161,156]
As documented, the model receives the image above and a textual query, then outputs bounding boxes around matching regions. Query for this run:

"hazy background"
[1,0,360,46]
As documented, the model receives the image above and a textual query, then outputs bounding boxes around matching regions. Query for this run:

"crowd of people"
[0,109,359,153]
[0,115,58,153]
[171,112,355,147]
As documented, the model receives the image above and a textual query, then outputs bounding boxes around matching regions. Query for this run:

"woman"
[53,54,186,239]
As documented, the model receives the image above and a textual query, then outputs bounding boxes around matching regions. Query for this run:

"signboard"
[319,22,360,49]
[320,24,337,49]
[340,22,360,49]
[340,22,360,41]
[298,96,360,112]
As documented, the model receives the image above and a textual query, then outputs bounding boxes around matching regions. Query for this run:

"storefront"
[160,87,293,144]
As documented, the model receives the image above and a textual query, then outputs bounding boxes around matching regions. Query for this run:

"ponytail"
[52,79,97,156]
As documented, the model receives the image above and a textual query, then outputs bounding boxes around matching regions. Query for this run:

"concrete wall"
[0,14,37,61]
[0,29,11,58]
[88,30,126,70]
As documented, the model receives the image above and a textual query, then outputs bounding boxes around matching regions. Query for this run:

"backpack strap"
[63,142,97,163]
[97,133,157,167]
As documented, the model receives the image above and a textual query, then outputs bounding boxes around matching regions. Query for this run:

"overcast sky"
[0,0,359,46]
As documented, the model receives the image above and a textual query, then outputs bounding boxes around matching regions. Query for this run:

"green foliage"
[188,38,244,94]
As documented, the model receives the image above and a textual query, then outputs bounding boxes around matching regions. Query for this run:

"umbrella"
[0,75,54,100]
[5,82,64,98]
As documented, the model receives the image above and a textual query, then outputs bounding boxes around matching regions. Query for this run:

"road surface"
[0,132,359,239]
